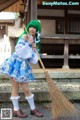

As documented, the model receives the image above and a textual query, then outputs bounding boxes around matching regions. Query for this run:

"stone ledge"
[33,69,80,79]
[0,82,80,92]
[0,69,80,80]
[0,82,80,102]
[0,90,80,102]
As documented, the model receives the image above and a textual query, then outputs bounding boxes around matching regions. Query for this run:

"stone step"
[0,69,80,102]
[0,81,80,92]
[0,81,80,102]
[0,69,80,81]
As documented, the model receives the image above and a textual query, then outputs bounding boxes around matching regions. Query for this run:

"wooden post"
[31,0,37,20]
[5,24,8,36]
[63,39,69,69]
[24,0,30,24]
[27,0,31,23]
[63,9,69,69]
[24,0,37,23]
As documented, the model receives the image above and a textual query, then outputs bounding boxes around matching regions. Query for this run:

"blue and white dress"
[0,38,38,82]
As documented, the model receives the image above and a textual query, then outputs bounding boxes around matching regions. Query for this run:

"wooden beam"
[0,0,19,12]
[0,0,10,5]
[0,20,14,24]
[38,5,80,10]
[38,15,80,20]
[38,16,65,20]
[31,0,37,20]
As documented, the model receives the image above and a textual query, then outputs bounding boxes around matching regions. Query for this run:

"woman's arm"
[29,51,38,64]
[15,34,38,64]
[15,37,33,59]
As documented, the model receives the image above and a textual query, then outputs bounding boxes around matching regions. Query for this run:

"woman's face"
[29,27,36,36]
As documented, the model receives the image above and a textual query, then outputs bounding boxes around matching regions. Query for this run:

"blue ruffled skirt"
[0,53,36,82]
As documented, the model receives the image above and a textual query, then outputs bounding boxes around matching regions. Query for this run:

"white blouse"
[15,38,38,64]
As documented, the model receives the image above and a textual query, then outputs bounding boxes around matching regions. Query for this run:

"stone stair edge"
[0,69,80,79]
[0,82,80,92]
[0,91,80,101]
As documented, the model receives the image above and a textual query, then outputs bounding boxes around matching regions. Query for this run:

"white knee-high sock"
[10,96,20,111]
[25,94,35,110]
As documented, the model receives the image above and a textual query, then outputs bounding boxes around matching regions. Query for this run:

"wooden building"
[0,0,80,68]
[37,0,80,69]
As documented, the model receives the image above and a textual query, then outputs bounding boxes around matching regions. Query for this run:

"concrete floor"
[0,102,80,120]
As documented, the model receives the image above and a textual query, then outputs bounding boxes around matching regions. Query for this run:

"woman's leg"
[11,78,19,96]
[10,78,27,118]
[20,82,43,117]
[20,82,35,110]
[10,78,20,111]
[20,82,32,96]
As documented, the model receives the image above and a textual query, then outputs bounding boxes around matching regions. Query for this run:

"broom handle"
[23,24,47,73]
[35,50,47,73]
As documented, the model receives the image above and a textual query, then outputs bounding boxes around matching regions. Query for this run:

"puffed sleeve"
[29,51,38,64]
[15,38,33,59]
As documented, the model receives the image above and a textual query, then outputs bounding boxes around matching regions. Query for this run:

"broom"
[24,24,78,120]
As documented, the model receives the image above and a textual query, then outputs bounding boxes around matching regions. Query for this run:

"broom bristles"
[44,72,78,120]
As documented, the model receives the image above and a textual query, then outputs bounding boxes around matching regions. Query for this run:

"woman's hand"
[28,35,36,50]
[22,34,36,49]
[22,34,34,45]
[32,43,36,50]
[28,35,34,45]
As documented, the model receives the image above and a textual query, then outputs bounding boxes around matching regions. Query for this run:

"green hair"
[17,20,41,53]
[27,20,41,33]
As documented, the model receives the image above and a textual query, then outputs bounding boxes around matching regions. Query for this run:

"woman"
[0,20,43,118]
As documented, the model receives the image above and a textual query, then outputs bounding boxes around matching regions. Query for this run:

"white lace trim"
[25,94,34,100]
[10,96,20,100]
